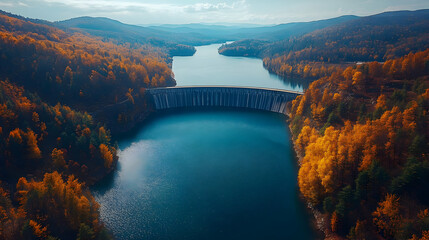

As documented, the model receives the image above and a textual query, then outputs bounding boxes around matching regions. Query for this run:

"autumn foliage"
[372,194,402,238]
[0,10,192,240]
[0,172,109,239]
[219,11,429,81]
[0,12,175,111]
[290,49,429,238]
[0,80,117,181]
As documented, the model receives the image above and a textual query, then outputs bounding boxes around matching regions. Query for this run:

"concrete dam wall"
[146,86,303,114]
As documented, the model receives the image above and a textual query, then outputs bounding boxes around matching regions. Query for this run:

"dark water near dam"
[93,44,315,239]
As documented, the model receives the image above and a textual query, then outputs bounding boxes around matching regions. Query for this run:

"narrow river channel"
[92,44,315,240]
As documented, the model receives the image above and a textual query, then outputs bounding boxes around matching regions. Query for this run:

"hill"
[147,15,358,42]
[289,47,429,240]
[0,11,177,109]
[57,16,205,51]
[219,9,429,80]
[57,14,358,49]
[0,11,139,240]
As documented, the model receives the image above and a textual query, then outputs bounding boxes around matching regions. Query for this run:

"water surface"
[93,44,314,240]
[93,110,314,239]
[173,44,306,91]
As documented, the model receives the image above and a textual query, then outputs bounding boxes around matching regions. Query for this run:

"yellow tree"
[296,126,319,156]
[51,148,66,168]
[372,194,402,239]
[25,129,41,159]
[99,144,113,168]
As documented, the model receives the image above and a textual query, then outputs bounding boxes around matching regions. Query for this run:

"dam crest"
[146,86,304,115]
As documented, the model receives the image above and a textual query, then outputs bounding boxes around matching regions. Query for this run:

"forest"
[0,77,115,239]
[0,6,428,240]
[0,11,176,110]
[0,11,181,239]
[218,9,429,239]
[289,49,429,239]
[219,10,429,80]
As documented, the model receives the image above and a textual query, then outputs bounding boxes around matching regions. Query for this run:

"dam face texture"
[146,86,304,115]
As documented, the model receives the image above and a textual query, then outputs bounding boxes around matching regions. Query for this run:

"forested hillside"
[0,11,180,239]
[147,15,358,43]
[219,9,429,239]
[57,15,357,49]
[0,11,175,110]
[56,16,197,56]
[289,49,429,239]
[0,6,428,240]
[219,9,429,80]
[0,78,115,240]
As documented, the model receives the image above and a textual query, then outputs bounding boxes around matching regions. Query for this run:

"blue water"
[173,44,306,91]
[93,44,314,240]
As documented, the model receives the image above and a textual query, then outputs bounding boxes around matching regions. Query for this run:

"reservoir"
[173,44,306,90]
[93,44,314,239]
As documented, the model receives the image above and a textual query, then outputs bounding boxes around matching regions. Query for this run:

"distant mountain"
[147,15,358,42]
[56,14,359,49]
[54,9,429,60]
[145,23,267,28]
[242,15,359,41]
[56,17,224,47]
[58,16,170,39]
[219,9,429,61]
[217,9,429,81]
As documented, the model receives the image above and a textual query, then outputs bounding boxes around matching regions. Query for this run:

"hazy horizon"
[0,0,428,25]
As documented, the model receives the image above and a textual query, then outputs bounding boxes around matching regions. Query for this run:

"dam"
[146,86,304,115]
[94,44,315,240]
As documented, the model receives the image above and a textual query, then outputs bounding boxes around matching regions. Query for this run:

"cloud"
[18,2,29,7]
[33,0,251,24]
[383,4,420,12]
[184,1,245,13]
[39,0,246,14]
[40,0,177,12]
[0,2,13,7]
[3,0,429,25]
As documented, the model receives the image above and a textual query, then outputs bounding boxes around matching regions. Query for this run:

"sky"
[1,0,428,25]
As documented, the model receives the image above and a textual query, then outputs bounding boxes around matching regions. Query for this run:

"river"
[93,44,315,239]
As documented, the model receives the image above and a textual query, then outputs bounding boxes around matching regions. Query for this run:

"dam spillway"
[146,86,304,115]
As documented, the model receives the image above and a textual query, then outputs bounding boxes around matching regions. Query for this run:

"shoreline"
[286,115,343,240]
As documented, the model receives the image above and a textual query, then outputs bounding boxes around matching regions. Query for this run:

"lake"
[93,44,314,239]
[173,44,306,90]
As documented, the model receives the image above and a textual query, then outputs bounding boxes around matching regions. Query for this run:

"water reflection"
[93,110,315,240]
[173,44,308,91]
